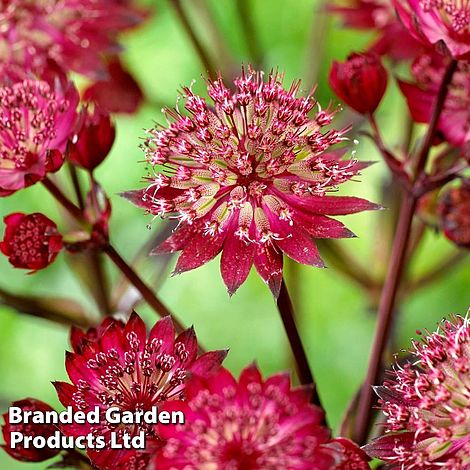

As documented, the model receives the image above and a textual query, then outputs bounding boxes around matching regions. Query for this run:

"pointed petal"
[173,230,225,274]
[151,225,195,254]
[220,232,255,295]
[294,210,356,238]
[149,316,175,354]
[254,242,283,297]
[190,350,228,377]
[124,312,147,350]
[174,327,198,365]
[276,226,324,267]
[53,381,76,407]
[363,432,415,460]
[286,194,382,215]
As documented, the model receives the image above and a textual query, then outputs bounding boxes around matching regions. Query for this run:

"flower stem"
[413,59,458,179]
[103,245,184,330]
[42,178,191,337]
[42,177,85,222]
[354,193,416,443]
[277,278,323,410]
[353,59,458,444]
[168,0,217,79]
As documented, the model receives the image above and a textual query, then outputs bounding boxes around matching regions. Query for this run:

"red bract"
[1,398,60,462]
[329,52,388,114]
[53,313,227,470]
[0,213,63,272]
[394,0,470,59]
[83,57,144,114]
[329,0,422,60]
[155,365,368,469]
[399,53,470,147]
[0,0,145,78]
[68,107,116,171]
[437,180,470,247]
[364,315,470,468]
[124,68,379,297]
[0,79,78,196]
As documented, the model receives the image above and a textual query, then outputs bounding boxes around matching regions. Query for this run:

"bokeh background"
[1,0,469,467]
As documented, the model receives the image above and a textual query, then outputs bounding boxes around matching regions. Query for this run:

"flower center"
[0,80,66,167]
[10,215,50,265]
[420,0,470,33]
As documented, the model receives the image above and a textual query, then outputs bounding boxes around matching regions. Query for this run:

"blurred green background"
[1,0,469,467]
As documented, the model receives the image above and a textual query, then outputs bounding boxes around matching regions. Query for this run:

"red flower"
[329,52,388,114]
[399,52,470,147]
[83,57,144,114]
[155,365,368,469]
[329,0,422,60]
[0,79,78,196]
[394,0,470,60]
[0,213,63,272]
[68,107,116,171]
[437,180,470,247]
[364,315,470,468]
[0,0,145,78]
[1,398,60,462]
[124,68,379,297]
[53,313,227,470]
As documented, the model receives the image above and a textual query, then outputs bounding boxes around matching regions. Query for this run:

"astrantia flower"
[437,180,470,247]
[1,398,60,462]
[53,313,227,470]
[124,68,378,297]
[329,52,388,114]
[394,0,470,59]
[0,213,63,272]
[329,0,422,60]
[0,0,144,78]
[155,365,369,469]
[364,314,470,468]
[0,79,78,196]
[399,52,470,147]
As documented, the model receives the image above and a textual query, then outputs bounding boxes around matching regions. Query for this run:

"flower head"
[399,52,470,147]
[54,313,227,470]
[437,180,470,247]
[0,212,63,272]
[156,365,369,469]
[329,52,388,114]
[329,0,422,60]
[364,314,470,468]
[394,0,470,59]
[124,68,378,297]
[1,398,60,462]
[0,79,78,196]
[0,0,144,78]
[68,107,116,171]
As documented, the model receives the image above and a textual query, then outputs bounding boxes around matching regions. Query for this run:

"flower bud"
[0,213,63,272]
[68,107,115,171]
[329,52,388,114]
[437,181,470,248]
[1,399,60,462]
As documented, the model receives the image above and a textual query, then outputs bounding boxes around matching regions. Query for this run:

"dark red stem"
[42,177,85,222]
[277,279,323,412]
[353,59,458,444]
